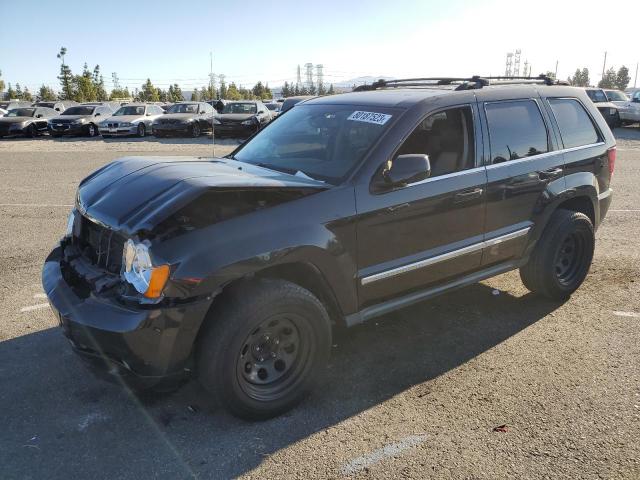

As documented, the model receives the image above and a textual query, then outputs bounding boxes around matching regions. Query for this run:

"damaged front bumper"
[42,244,213,390]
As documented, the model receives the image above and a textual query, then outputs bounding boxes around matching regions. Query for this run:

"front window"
[167,103,198,114]
[265,104,279,111]
[605,90,628,102]
[221,102,257,114]
[7,108,35,117]
[114,106,145,116]
[586,89,608,103]
[62,106,95,115]
[232,104,397,184]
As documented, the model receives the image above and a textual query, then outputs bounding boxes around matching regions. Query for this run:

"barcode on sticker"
[347,111,392,125]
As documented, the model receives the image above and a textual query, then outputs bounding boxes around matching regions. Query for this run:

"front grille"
[219,118,243,125]
[74,215,126,273]
[107,122,119,128]
[159,118,182,125]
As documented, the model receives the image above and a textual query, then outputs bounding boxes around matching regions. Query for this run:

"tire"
[86,123,97,137]
[191,122,201,137]
[26,124,37,138]
[197,278,331,420]
[137,123,146,137]
[520,209,594,300]
[102,134,111,139]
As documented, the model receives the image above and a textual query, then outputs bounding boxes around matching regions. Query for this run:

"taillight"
[607,146,616,176]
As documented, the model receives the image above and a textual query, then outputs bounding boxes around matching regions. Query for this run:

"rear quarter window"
[548,98,599,149]
[485,100,549,164]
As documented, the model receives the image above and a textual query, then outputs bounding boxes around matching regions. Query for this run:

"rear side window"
[548,98,599,148]
[485,100,548,164]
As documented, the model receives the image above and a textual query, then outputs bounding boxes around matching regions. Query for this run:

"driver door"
[355,105,487,307]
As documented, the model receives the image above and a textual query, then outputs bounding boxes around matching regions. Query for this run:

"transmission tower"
[304,63,314,88]
[316,64,324,91]
[505,52,513,77]
[523,60,529,77]
[112,72,120,90]
[513,49,521,77]
[296,65,302,87]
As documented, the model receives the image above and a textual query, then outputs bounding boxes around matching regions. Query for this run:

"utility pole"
[554,60,558,79]
[635,62,638,88]
[601,51,607,81]
[210,51,215,158]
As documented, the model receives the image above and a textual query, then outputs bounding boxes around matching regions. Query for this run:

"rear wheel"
[197,279,331,420]
[520,209,594,300]
[137,123,146,137]
[86,123,97,137]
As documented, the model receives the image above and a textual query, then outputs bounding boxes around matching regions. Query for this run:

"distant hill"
[333,76,395,89]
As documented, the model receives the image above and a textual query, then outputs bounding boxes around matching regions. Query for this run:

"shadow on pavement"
[0,283,562,479]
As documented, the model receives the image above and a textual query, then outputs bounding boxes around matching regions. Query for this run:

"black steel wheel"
[198,279,331,420]
[520,209,594,300]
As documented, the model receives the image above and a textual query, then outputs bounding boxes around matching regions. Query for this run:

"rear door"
[479,94,565,267]
[355,104,487,306]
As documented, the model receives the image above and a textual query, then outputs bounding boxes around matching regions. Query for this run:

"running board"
[344,260,521,327]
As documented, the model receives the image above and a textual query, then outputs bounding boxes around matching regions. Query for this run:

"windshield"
[167,103,198,114]
[232,104,396,184]
[586,90,608,103]
[605,90,628,101]
[221,103,257,114]
[114,106,145,116]
[36,103,56,108]
[7,108,35,117]
[265,104,279,111]
[62,106,95,115]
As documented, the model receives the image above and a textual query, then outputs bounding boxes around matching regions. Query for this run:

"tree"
[318,81,326,96]
[615,66,631,91]
[57,47,74,100]
[22,86,33,101]
[327,84,335,95]
[308,83,317,95]
[281,81,291,97]
[264,83,272,100]
[171,83,183,102]
[293,83,301,96]
[219,77,227,99]
[110,86,130,100]
[15,83,23,99]
[139,78,159,102]
[191,88,199,101]
[568,68,590,87]
[0,70,5,95]
[6,83,16,99]
[598,67,617,89]
[38,85,57,101]
[225,82,242,100]
[92,65,107,100]
[201,84,216,100]
[299,85,309,95]
[252,81,266,99]
[73,63,97,102]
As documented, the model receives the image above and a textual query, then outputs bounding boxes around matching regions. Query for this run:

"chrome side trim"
[485,142,605,170]
[361,227,531,285]
[406,166,486,187]
[597,188,613,200]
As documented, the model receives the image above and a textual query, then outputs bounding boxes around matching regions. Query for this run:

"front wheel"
[191,122,201,137]
[197,279,331,420]
[520,209,594,300]
[86,123,97,137]
[137,123,146,137]
[26,124,37,138]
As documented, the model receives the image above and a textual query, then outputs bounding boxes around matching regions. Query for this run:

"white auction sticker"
[347,111,392,125]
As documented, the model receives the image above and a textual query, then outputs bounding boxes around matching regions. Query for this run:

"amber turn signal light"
[144,265,170,299]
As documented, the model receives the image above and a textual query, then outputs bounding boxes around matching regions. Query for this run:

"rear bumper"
[42,245,213,389]
[598,188,613,225]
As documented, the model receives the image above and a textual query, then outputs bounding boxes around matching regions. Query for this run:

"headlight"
[119,122,132,127]
[65,210,77,237]
[122,239,170,298]
[71,119,85,125]
[242,118,256,125]
[212,118,221,125]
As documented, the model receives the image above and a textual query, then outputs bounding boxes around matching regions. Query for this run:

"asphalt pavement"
[0,132,639,479]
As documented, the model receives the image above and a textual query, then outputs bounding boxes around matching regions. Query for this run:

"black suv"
[43,76,615,420]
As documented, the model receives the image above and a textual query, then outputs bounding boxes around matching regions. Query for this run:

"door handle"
[539,167,563,180]
[454,188,483,203]
[386,202,410,213]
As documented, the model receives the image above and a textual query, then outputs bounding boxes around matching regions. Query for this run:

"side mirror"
[258,110,265,114]
[36,114,43,118]
[382,154,431,187]
[95,112,101,117]
[146,113,151,116]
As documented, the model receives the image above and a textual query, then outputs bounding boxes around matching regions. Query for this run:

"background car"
[99,103,165,137]
[32,100,77,112]
[0,106,58,138]
[212,100,272,137]
[604,89,640,126]
[0,108,7,116]
[152,101,214,137]
[0,100,32,111]
[48,105,112,137]
[264,102,281,118]
[279,95,316,114]
[585,87,620,127]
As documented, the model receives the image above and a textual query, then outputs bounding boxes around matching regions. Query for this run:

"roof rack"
[353,74,569,92]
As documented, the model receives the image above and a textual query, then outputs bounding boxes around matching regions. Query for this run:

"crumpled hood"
[77,156,327,235]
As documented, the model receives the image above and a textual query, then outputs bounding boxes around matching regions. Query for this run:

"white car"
[606,89,640,125]
[0,108,7,116]
[98,103,165,137]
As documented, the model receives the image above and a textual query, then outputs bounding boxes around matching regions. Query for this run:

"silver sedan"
[98,103,165,137]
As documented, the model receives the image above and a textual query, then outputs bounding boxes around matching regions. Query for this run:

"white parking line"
[0,203,73,208]
[20,303,50,313]
[609,209,640,212]
[340,434,427,475]
[613,311,640,318]
[34,293,47,299]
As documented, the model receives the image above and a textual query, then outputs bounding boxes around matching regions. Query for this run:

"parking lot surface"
[1,132,639,479]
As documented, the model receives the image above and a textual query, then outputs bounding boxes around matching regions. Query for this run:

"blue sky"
[1,0,638,93]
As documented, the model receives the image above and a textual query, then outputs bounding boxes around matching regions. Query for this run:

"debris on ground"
[493,424,508,433]
[492,289,501,296]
